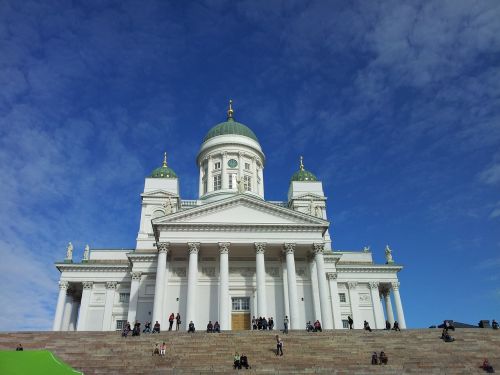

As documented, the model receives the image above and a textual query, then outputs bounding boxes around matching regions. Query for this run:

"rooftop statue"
[385,245,394,264]
[66,242,73,261]
[83,244,90,261]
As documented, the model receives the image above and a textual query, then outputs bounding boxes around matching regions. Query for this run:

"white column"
[284,243,300,329]
[207,156,213,193]
[308,257,321,322]
[347,282,360,329]
[327,273,343,329]
[392,282,406,328]
[222,152,228,189]
[260,166,265,198]
[53,281,69,331]
[61,293,74,331]
[199,163,203,197]
[281,255,290,321]
[369,282,385,329]
[255,242,267,317]
[77,281,93,331]
[186,242,200,328]
[102,282,117,331]
[383,290,395,325]
[127,272,142,324]
[219,242,230,330]
[313,243,333,329]
[251,157,257,194]
[69,300,79,331]
[152,242,169,324]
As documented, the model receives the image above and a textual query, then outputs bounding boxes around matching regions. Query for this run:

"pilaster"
[347,281,360,329]
[102,281,117,331]
[327,272,343,329]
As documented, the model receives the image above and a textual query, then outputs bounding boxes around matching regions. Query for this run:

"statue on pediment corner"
[66,242,73,261]
[385,245,394,264]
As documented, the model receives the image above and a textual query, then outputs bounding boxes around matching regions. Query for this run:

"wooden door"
[232,313,250,330]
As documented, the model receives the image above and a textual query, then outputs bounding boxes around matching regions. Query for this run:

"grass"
[0,350,82,375]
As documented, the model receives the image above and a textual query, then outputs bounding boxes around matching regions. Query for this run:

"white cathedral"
[53,102,407,332]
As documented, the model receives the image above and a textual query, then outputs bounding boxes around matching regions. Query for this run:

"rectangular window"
[119,293,130,303]
[228,174,234,189]
[339,293,346,303]
[203,180,207,194]
[342,320,349,329]
[214,162,221,170]
[116,320,127,331]
[213,175,222,191]
[244,162,250,170]
[231,297,250,311]
[243,175,251,191]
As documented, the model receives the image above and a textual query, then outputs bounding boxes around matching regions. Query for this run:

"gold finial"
[227,99,234,119]
[162,152,167,167]
[300,155,304,171]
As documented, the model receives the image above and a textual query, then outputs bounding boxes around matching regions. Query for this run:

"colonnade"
[53,243,407,331]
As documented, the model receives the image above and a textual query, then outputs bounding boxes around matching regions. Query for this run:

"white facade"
[54,106,406,332]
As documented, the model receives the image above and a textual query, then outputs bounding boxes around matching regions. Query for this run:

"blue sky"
[0,1,499,331]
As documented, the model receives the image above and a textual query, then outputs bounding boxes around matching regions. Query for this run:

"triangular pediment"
[152,194,328,227]
[291,192,326,201]
[141,189,178,198]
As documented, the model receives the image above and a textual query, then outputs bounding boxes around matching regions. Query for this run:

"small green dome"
[150,152,177,179]
[291,156,318,181]
[291,169,318,182]
[204,118,259,143]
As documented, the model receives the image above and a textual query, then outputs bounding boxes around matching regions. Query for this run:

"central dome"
[203,117,259,143]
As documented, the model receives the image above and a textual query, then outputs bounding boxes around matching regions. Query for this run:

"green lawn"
[0,350,82,375]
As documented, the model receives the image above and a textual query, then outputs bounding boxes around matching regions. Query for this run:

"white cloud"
[480,163,500,186]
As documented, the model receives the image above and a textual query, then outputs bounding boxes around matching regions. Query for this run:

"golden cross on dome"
[162,152,168,167]
[300,155,304,171]
[227,99,234,119]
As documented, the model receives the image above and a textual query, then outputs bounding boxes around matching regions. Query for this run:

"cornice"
[56,263,130,273]
[335,264,403,273]
[157,223,326,232]
[127,253,156,262]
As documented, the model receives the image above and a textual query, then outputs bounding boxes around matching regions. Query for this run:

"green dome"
[291,169,318,182]
[204,118,259,143]
[291,156,318,181]
[150,153,177,178]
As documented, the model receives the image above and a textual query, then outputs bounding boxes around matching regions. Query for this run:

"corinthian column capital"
[283,242,296,255]
[391,282,400,291]
[326,272,338,280]
[254,242,266,254]
[219,242,230,254]
[188,242,200,254]
[347,281,358,290]
[157,242,169,254]
[131,272,142,281]
[59,281,69,290]
[106,281,118,289]
[369,281,380,290]
[313,242,325,255]
[82,281,93,289]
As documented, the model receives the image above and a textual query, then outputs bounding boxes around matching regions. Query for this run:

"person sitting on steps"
[441,328,455,342]
[240,354,251,369]
[207,321,213,333]
[188,321,195,333]
[480,358,495,373]
[364,320,372,332]
[152,343,160,356]
[143,321,151,333]
[122,322,131,337]
[16,344,23,351]
[152,321,160,334]
[393,321,400,331]
[314,320,322,332]
[233,352,241,369]
[385,320,391,330]
[491,320,498,330]
[371,352,378,365]
[379,351,388,365]
[306,321,314,332]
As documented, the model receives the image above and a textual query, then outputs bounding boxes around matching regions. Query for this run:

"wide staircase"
[1,329,499,374]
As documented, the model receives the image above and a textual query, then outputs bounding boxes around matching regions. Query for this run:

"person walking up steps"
[275,335,284,356]
[283,316,289,334]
